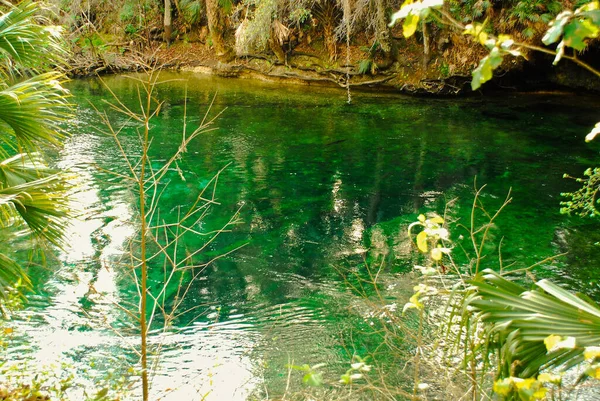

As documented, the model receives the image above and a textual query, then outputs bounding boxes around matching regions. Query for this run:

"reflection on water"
[6,73,600,399]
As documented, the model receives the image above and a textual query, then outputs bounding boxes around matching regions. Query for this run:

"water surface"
[7,73,600,399]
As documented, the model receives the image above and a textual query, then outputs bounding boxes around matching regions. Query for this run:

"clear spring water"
[5,72,600,399]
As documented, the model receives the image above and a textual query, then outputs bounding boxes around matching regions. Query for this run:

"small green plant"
[439,60,450,77]
[339,357,371,385]
[357,41,381,75]
[124,23,139,36]
[287,363,325,387]
[561,167,600,217]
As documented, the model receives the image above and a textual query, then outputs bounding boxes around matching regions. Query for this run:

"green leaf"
[358,59,373,75]
[403,13,420,38]
[563,19,599,51]
[582,9,600,25]
[542,11,572,45]
[472,56,493,90]
[469,269,600,377]
[93,388,109,401]
[471,48,504,90]
[303,371,323,387]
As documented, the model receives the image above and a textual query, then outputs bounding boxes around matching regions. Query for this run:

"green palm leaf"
[0,71,72,155]
[0,2,73,303]
[0,172,71,247]
[469,269,600,378]
[0,152,55,187]
[0,0,67,76]
[0,251,30,300]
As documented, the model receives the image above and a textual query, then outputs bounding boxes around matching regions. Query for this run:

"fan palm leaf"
[0,152,55,187]
[0,251,30,300]
[0,172,71,247]
[0,2,73,302]
[0,0,67,78]
[0,71,72,155]
[469,269,600,378]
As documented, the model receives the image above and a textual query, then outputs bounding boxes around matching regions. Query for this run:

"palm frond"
[469,269,600,377]
[0,71,72,154]
[0,251,30,301]
[0,172,71,247]
[0,1,67,75]
[0,152,54,187]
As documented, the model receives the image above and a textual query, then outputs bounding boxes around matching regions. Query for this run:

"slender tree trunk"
[139,84,151,401]
[422,20,430,70]
[205,0,231,60]
[164,0,172,46]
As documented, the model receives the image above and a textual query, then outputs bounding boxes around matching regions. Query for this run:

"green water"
[8,72,600,399]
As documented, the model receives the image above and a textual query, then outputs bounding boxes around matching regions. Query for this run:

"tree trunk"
[205,0,232,61]
[324,22,337,61]
[375,0,391,53]
[422,20,430,70]
[269,37,286,63]
[164,0,172,46]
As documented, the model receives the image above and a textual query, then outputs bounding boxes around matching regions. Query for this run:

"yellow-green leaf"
[563,19,599,50]
[544,334,562,351]
[493,378,513,395]
[544,335,576,352]
[429,216,444,224]
[514,378,536,390]
[532,386,548,400]
[538,373,561,384]
[585,365,600,379]
[578,1,599,13]
[403,13,419,37]
[416,230,428,252]
[584,346,600,360]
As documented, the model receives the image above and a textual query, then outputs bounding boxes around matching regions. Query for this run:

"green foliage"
[0,2,72,301]
[219,0,234,15]
[234,0,279,55]
[542,2,600,64]
[510,0,562,25]
[180,0,203,25]
[389,0,444,38]
[287,363,325,387]
[0,357,129,400]
[560,167,600,217]
[289,7,311,26]
[470,269,600,381]
[357,42,381,75]
[119,0,136,22]
[0,1,67,74]
[124,23,138,35]
[77,33,107,52]
[462,22,521,89]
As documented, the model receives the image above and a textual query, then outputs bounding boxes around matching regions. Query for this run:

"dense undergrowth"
[36,0,600,91]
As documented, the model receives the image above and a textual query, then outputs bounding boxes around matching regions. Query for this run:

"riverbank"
[67,41,472,95]
[66,38,600,96]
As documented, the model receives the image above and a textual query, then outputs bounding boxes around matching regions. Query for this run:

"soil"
[67,37,477,96]
[66,36,600,96]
